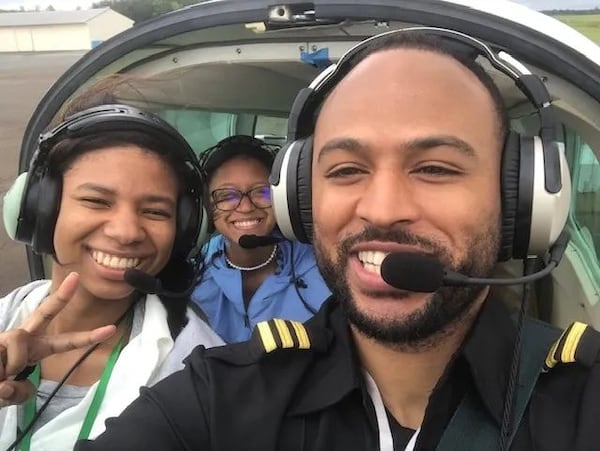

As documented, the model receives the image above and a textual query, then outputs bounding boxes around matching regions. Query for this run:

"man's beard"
[314,223,500,350]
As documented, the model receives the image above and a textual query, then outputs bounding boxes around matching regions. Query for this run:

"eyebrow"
[405,135,476,158]
[75,183,176,207]
[316,135,476,162]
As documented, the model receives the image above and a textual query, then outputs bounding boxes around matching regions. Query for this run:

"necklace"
[225,244,278,271]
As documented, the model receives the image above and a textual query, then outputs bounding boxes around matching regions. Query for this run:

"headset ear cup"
[3,172,29,241]
[270,139,308,242]
[295,137,314,242]
[197,205,210,246]
[175,194,200,257]
[32,174,62,255]
[499,132,521,261]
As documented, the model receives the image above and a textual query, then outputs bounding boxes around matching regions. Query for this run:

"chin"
[356,291,431,319]
[84,281,136,302]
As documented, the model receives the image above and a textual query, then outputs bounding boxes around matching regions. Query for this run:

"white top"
[0,280,223,450]
[363,370,420,451]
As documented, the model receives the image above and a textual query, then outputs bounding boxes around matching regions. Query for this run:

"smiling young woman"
[0,78,222,450]
[191,135,331,343]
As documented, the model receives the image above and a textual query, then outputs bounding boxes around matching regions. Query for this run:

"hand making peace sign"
[0,273,116,407]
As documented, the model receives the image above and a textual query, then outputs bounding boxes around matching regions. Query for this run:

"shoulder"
[543,321,600,371]
[187,317,331,369]
[181,306,224,348]
[0,280,50,331]
[527,321,600,445]
[286,240,316,259]
[202,234,225,262]
[280,240,321,273]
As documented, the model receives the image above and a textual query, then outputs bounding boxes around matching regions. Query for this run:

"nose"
[355,168,422,228]
[103,206,146,245]
[235,194,256,213]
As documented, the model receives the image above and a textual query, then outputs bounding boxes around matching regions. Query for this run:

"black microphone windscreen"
[380,253,445,292]
[124,269,163,294]
[238,234,280,249]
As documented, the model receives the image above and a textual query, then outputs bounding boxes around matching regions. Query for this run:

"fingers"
[0,331,32,381]
[22,272,79,334]
[0,379,35,407]
[28,325,116,363]
[0,324,116,380]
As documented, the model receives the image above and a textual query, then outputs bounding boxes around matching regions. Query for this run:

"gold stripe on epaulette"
[273,318,295,348]
[257,321,278,353]
[290,321,311,349]
[545,321,588,370]
[561,322,587,363]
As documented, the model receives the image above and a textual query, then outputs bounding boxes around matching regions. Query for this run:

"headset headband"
[289,26,563,195]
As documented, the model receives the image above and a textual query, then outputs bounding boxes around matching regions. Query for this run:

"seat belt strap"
[436,319,560,450]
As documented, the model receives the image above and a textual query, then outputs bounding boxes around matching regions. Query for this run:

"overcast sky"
[0,0,93,10]
[0,0,596,11]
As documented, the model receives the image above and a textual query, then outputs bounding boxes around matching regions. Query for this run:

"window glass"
[159,109,237,154]
[254,115,288,147]
[565,129,600,283]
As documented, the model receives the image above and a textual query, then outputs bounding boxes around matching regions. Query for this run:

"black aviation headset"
[3,103,209,291]
[270,26,572,262]
[198,134,280,232]
[199,134,281,180]
[1,104,210,451]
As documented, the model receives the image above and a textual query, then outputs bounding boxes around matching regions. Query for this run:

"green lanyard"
[20,340,124,450]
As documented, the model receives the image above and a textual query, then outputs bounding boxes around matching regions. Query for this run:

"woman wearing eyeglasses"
[191,136,331,343]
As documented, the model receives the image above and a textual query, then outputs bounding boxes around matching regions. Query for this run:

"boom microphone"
[238,234,282,249]
[380,253,445,292]
[380,231,570,292]
[124,269,193,297]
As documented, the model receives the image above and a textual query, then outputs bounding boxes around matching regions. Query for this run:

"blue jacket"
[191,234,331,343]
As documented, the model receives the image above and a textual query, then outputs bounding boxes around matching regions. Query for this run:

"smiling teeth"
[234,219,261,229]
[358,251,388,275]
[92,251,140,269]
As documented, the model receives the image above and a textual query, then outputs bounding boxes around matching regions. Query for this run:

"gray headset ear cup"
[3,172,29,241]
[295,137,314,242]
[499,131,521,261]
[32,173,62,255]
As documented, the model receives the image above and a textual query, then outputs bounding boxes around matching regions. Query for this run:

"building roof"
[0,8,117,27]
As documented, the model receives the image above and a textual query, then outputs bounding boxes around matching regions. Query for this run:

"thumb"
[0,379,35,407]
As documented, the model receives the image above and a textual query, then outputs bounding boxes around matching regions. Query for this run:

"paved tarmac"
[0,51,86,294]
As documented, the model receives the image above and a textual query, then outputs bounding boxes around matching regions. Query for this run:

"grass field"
[554,14,600,43]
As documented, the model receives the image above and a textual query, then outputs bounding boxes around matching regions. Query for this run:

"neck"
[353,292,487,430]
[226,241,277,269]
[48,269,135,334]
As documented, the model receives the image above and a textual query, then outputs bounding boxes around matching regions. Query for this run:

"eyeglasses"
[210,185,272,211]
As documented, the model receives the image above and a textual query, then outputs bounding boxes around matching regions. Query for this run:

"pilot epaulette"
[204,318,330,366]
[544,321,600,371]
[255,318,312,353]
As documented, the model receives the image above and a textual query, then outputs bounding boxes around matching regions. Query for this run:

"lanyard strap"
[20,339,123,450]
[20,365,40,451]
[363,370,420,451]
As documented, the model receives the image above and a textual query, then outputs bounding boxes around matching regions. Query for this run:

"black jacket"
[76,297,600,450]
